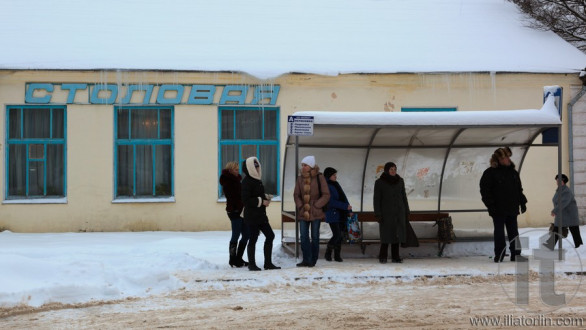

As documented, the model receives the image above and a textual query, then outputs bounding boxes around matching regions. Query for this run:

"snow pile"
[0,228,583,308]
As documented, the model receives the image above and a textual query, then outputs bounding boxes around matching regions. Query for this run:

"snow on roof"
[1,0,585,79]
[293,94,561,127]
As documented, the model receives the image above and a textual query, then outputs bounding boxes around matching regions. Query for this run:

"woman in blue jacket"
[324,167,352,262]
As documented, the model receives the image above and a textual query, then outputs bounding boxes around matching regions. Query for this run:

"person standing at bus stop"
[373,162,410,264]
[294,155,330,267]
[480,147,527,263]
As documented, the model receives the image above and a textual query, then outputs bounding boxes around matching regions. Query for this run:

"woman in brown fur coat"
[293,155,330,267]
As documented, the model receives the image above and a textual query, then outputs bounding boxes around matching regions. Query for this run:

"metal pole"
[557,109,563,260]
[295,135,299,260]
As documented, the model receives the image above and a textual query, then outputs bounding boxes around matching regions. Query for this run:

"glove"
[520,204,527,214]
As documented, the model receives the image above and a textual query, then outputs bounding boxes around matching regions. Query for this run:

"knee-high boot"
[263,241,281,270]
[229,242,237,267]
[235,241,249,267]
[334,244,343,262]
[247,243,261,271]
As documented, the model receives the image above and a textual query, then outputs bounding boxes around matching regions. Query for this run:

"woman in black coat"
[479,147,527,262]
[373,162,410,263]
[241,157,281,271]
[219,161,249,267]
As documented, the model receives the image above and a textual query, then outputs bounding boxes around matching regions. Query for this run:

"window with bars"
[114,106,173,198]
[6,106,66,198]
[218,106,279,197]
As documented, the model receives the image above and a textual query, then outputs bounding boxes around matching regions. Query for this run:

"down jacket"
[293,166,330,221]
[479,163,527,217]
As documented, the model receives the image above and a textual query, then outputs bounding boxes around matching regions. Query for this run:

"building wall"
[0,70,582,232]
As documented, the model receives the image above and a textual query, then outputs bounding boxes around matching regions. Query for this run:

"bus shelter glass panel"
[454,127,542,146]
[400,148,446,211]
[293,127,376,147]
[371,128,417,147]
[362,148,410,211]
[439,146,526,212]
[408,128,461,146]
[282,146,366,213]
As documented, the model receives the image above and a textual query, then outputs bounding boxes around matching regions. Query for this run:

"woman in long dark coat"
[241,156,281,271]
[373,162,410,263]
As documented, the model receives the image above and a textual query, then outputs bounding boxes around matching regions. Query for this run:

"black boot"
[334,244,343,262]
[263,242,281,270]
[247,243,261,271]
[235,241,249,267]
[391,243,402,263]
[229,242,237,267]
[379,243,388,264]
[325,244,333,261]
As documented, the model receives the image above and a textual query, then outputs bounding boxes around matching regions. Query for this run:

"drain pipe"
[568,84,586,196]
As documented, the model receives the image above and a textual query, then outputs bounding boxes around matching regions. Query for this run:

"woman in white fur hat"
[293,155,330,267]
[241,156,281,271]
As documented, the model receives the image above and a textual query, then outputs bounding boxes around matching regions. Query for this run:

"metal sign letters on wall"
[24,83,280,105]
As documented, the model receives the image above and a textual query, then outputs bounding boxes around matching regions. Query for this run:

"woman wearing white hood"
[241,156,281,271]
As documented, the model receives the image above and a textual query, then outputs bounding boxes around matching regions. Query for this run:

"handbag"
[548,223,568,238]
[435,216,456,243]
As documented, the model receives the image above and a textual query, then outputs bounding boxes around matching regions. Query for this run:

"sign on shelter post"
[287,115,314,136]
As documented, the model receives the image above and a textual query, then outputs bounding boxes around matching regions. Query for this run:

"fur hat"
[324,167,337,179]
[490,147,512,168]
[244,157,262,180]
[301,155,316,168]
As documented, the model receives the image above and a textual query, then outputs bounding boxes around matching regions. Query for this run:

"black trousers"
[492,215,520,258]
[247,222,275,266]
[379,243,400,260]
[548,226,583,248]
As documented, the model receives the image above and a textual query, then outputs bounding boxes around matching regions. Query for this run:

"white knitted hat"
[301,155,316,168]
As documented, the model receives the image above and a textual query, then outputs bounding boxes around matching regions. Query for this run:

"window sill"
[3,197,68,204]
[112,197,176,203]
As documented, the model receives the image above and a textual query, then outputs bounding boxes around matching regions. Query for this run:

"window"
[6,106,66,198]
[219,106,279,197]
[114,106,173,198]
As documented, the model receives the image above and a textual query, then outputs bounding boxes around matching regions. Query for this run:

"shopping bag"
[346,213,362,243]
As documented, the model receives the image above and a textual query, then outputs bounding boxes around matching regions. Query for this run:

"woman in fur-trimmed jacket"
[293,155,330,267]
[219,162,249,268]
[241,156,280,271]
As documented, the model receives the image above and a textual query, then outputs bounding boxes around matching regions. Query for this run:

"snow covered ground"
[1,226,584,310]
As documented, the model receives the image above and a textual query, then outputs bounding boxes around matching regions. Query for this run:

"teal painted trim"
[401,107,457,112]
[217,106,280,197]
[5,105,67,199]
[114,105,174,198]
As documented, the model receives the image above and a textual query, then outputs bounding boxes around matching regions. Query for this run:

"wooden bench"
[281,211,452,256]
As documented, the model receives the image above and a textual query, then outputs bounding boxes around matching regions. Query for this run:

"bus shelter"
[280,94,562,256]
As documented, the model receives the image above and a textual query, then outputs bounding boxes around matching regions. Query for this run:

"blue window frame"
[114,106,174,198]
[218,106,279,197]
[5,105,67,198]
